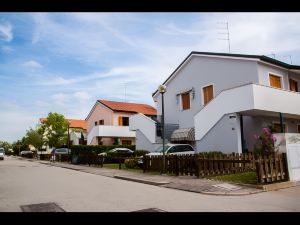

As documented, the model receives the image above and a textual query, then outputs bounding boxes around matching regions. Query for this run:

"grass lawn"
[211,171,258,184]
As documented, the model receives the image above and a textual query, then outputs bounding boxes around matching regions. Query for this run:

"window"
[289,79,298,92]
[118,116,129,126]
[269,74,282,88]
[94,121,98,126]
[297,125,300,133]
[203,85,214,105]
[121,140,132,145]
[181,92,190,110]
[273,123,286,133]
[99,119,104,125]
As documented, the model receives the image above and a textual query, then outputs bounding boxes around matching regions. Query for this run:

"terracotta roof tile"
[39,118,87,130]
[98,100,157,116]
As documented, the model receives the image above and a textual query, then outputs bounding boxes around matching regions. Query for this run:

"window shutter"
[269,74,282,88]
[118,116,123,126]
[181,93,190,110]
[203,85,214,105]
[289,79,298,92]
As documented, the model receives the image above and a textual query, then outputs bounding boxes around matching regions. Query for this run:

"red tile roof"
[39,118,87,130]
[98,100,157,116]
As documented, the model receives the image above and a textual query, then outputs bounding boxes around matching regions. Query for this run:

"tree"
[23,127,43,150]
[40,112,69,148]
[0,141,13,155]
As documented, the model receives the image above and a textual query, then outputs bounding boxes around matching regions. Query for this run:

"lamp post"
[158,84,167,174]
[67,123,70,162]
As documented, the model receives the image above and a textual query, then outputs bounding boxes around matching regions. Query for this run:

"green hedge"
[71,145,136,155]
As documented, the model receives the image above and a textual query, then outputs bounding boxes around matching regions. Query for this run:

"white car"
[146,144,195,157]
[98,148,134,156]
[0,148,5,160]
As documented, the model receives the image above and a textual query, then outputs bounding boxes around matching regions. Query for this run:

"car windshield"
[0,148,4,153]
[154,145,172,153]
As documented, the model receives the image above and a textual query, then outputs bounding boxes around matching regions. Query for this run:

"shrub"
[124,158,138,169]
[253,127,277,156]
[134,150,150,157]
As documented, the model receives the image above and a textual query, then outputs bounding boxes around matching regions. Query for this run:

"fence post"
[282,153,290,181]
[119,158,122,170]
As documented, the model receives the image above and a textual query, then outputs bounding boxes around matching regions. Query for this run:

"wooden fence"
[143,153,288,183]
[255,153,288,183]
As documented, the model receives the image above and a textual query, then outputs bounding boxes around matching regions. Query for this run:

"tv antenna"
[217,21,231,53]
[282,55,293,64]
[124,83,127,102]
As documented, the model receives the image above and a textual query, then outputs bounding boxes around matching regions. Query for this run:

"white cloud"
[0,22,13,42]
[51,93,68,106]
[21,60,43,70]
[0,101,38,142]
[74,91,91,102]
[1,45,13,53]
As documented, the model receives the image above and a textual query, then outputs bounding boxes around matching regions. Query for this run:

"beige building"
[86,100,156,145]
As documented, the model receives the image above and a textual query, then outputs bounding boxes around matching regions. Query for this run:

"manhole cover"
[212,183,242,191]
[132,208,166,212]
[20,202,65,212]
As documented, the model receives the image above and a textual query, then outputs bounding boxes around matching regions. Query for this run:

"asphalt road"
[0,156,300,212]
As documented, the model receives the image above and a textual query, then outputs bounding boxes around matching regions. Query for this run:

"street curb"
[113,175,170,186]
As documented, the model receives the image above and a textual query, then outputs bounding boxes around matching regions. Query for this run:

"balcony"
[194,83,300,141]
[87,125,135,145]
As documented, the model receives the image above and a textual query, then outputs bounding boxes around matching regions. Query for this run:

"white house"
[130,52,300,153]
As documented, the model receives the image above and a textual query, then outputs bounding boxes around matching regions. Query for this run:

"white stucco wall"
[154,55,259,129]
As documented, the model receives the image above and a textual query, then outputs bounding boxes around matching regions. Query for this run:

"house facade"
[86,100,156,146]
[131,52,300,153]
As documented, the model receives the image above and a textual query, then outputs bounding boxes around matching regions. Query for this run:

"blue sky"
[1,13,300,142]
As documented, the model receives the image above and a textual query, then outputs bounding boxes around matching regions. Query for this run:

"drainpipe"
[240,114,246,153]
[279,113,284,133]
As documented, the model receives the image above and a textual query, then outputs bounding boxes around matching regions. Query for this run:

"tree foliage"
[23,127,44,150]
[40,112,69,148]
[0,141,13,154]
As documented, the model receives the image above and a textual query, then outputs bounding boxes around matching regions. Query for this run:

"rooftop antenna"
[281,55,293,64]
[217,21,231,53]
[124,83,127,102]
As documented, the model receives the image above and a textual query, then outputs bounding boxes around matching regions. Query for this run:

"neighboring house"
[131,51,300,153]
[39,118,88,153]
[86,100,157,146]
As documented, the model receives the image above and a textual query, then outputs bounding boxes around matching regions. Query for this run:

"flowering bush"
[253,127,277,156]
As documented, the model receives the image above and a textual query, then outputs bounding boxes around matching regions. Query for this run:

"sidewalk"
[33,158,263,196]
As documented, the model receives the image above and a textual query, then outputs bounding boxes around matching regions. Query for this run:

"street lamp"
[158,84,167,174]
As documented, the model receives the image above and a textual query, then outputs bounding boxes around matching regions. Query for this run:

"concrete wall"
[243,115,300,151]
[87,103,114,133]
[196,113,242,154]
[135,130,158,152]
[154,55,259,128]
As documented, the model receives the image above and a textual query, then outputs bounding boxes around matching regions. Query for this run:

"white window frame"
[201,83,215,106]
[268,72,284,89]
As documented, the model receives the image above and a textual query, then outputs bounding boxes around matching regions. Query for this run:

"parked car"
[146,144,195,156]
[98,148,134,157]
[20,150,34,158]
[137,144,195,166]
[98,148,134,163]
[52,148,71,155]
[0,148,5,160]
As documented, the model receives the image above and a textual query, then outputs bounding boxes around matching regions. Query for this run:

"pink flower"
[253,134,259,140]
[262,128,270,135]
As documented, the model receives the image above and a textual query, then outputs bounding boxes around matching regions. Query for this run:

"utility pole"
[217,21,231,53]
